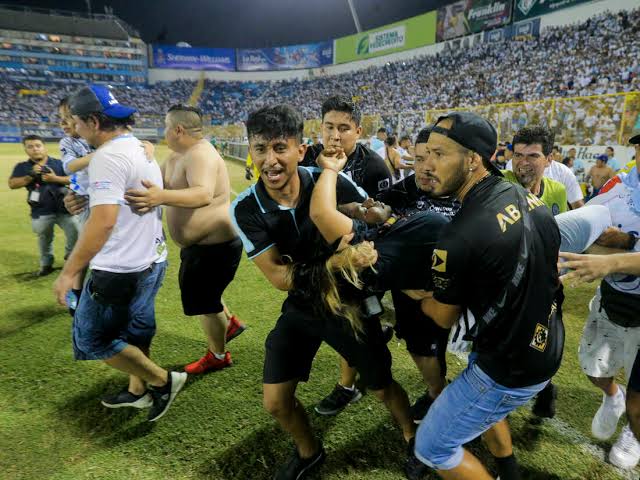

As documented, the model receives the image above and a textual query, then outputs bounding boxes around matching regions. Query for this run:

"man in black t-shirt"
[305,96,392,416]
[409,112,563,480]
[302,95,391,199]
[230,105,416,480]
[8,134,78,276]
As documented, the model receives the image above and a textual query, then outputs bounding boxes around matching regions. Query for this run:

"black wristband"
[626,232,638,251]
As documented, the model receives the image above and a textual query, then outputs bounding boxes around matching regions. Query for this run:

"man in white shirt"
[52,85,186,422]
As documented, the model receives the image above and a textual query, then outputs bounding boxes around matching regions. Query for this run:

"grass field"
[0,142,637,480]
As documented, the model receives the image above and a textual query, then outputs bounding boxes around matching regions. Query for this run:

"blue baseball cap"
[596,154,608,162]
[69,84,137,119]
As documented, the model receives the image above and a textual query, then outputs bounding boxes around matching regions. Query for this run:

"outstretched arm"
[559,251,640,284]
[310,147,356,244]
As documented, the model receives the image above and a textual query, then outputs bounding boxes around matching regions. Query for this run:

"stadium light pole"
[346,0,362,32]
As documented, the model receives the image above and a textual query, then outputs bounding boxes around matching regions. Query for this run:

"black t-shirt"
[431,175,564,388]
[378,174,461,220]
[302,143,392,199]
[11,157,67,219]
[231,166,367,264]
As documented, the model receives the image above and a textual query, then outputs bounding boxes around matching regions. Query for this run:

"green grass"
[0,142,635,479]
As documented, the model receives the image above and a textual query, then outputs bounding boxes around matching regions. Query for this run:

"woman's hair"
[290,242,377,336]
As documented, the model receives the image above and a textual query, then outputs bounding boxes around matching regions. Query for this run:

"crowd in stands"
[0,8,638,137]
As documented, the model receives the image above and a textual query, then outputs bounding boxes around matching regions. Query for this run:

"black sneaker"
[101,388,153,409]
[404,437,429,480]
[147,371,188,422]
[382,323,394,344]
[410,391,435,424]
[532,382,558,418]
[314,383,363,416]
[37,265,54,277]
[274,445,326,480]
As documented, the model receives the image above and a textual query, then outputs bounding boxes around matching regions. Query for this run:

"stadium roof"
[2,0,458,47]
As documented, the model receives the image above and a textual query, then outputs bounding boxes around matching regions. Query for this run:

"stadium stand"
[0,7,638,142]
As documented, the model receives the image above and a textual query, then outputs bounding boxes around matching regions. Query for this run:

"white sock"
[342,384,355,392]
[213,352,226,360]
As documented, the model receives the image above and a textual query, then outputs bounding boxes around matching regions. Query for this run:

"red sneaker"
[184,351,232,375]
[226,315,247,342]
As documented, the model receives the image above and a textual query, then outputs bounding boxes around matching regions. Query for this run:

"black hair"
[246,104,303,143]
[415,127,432,145]
[377,127,387,134]
[23,134,44,144]
[321,95,361,126]
[385,136,396,147]
[58,97,69,108]
[399,135,411,144]
[512,125,555,156]
[552,145,560,152]
[168,103,203,118]
[606,146,614,153]
[78,112,135,132]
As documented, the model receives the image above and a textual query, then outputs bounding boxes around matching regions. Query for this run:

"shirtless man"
[587,154,614,199]
[125,104,245,375]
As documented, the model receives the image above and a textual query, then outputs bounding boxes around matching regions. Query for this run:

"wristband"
[626,232,638,251]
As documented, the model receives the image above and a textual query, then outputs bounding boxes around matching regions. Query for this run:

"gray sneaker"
[314,384,362,416]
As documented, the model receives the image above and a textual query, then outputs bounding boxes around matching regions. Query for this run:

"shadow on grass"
[55,377,155,447]
[0,304,60,339]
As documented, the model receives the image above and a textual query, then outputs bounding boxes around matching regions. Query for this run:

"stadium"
[1,0,640,479]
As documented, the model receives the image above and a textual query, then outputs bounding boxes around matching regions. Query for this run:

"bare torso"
[590,165,614,189]
[163,140,236,247]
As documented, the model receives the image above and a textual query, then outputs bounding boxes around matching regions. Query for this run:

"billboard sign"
[514,0,594,21]
[437,0,512,41]
[236,41,333,71]
[334,11,436,63]
[151,45,236,71]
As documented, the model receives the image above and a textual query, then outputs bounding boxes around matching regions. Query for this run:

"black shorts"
[630,349,640,393]
[178,238,242,316]
[263,296,393,390]
[391,290,449,371]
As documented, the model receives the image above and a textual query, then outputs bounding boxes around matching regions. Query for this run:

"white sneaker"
[609,424,640,469]
[592,385,626,440]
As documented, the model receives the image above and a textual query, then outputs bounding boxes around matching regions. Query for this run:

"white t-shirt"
[506,159,584,204]
[88,134,167,273]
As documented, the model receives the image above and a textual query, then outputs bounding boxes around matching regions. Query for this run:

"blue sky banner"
[152,45,236,71]
[237,41,333,71]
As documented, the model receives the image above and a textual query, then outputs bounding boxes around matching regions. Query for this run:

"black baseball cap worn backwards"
[431,111,502,176]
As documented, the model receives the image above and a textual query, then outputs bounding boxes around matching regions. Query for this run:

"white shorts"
[578,288,640,382]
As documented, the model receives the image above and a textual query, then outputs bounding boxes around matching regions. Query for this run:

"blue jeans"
[72,261,166,360]
[414,359,548,470]
[31,213,79,267]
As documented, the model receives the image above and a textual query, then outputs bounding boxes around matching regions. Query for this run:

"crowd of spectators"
[0,8,638,137]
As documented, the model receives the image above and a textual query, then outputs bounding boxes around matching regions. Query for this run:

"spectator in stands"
[8,134,78,276]
[563,147,577,170]
[370,127,388,152]
[606,146,621,171]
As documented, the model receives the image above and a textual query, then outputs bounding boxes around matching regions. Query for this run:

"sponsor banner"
[236,41,333,71]
[21,126,63,138]
[437,0,512,41]
[483,17,541,42]
[560,145,635,183]
[132,127,163,139]
[0,135,20,143]
[514,0,594,21]
[151,45,235,71]
[334,11,436,63]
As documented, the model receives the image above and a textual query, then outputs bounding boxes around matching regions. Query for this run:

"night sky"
[2,0,455,47]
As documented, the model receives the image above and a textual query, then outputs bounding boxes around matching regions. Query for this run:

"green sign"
[334,11,436,64]
[514,0,594,21]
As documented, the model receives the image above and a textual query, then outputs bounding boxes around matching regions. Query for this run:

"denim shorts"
[72,261,166,360]
[414,358,548,470]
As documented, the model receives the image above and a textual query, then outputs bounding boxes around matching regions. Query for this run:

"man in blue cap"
[52,85,187,422]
